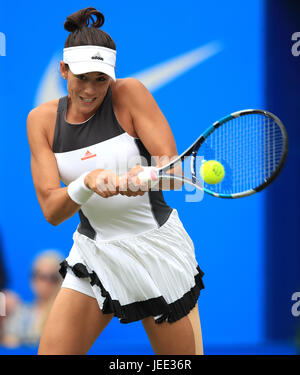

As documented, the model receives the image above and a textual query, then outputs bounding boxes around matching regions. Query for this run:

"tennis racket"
[137,109,288,198]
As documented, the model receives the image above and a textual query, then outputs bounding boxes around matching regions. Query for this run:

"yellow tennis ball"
[200,160,225,184]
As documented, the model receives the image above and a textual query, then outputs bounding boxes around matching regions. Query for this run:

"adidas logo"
[91,53,104,61]
[81,150,97,161]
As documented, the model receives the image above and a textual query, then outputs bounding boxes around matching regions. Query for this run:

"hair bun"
[64,7,105,33]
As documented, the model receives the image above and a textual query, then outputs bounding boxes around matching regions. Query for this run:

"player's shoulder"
[27,99,59,122]
[112,78,148,99]
[27,99,59,131]
[114,77,145,89]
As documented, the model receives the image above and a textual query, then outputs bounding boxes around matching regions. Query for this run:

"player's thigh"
[38,287,114,355]
[141,302,203,355]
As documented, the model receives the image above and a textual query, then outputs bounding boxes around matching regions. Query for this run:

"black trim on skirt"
[59,260,205,324]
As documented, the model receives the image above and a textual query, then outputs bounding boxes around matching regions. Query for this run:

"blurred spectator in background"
[0,229,7,291]
[0,291,21,347]
[0,228,15,345]
[0,250,63,347]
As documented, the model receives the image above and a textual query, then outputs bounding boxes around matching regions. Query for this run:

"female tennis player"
[27,7,205,355]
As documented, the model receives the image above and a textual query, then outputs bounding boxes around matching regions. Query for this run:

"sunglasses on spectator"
[31,271,60,284]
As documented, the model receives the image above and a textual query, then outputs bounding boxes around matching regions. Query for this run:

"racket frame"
[157,109,288,198]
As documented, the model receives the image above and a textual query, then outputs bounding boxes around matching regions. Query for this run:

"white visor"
[63,45,116,81]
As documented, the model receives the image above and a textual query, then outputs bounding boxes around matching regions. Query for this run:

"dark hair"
[64,7,116,50]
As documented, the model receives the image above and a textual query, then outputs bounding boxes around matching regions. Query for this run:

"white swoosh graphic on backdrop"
[132,41,222,91]
[34,41,222,106]
[34,53,66,106]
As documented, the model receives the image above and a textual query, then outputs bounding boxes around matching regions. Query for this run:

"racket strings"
[201,114,285,195]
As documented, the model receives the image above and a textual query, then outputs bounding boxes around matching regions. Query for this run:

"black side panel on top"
[78,210,96,240]
[134,139,173,227]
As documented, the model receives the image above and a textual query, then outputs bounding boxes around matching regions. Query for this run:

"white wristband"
[137,167,159,188]
[67,172,93,205]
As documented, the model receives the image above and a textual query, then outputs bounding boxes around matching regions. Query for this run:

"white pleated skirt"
[60,209,204,324]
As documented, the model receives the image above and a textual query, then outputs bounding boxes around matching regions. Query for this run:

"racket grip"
[137,167,159,187]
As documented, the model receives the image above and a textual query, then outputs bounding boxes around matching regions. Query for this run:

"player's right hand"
[84,169,120,198]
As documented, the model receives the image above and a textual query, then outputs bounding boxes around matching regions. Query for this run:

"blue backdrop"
[0,0,298,354]
[264,0,300,342]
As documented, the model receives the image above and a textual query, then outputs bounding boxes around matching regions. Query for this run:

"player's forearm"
[40,187,81,226]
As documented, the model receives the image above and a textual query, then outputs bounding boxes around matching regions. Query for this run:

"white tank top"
[52,88,173,241]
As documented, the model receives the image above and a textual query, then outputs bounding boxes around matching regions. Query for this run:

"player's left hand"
[119,165,149,197]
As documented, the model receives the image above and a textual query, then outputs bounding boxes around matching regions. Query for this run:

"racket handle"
[137,167,159,187]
